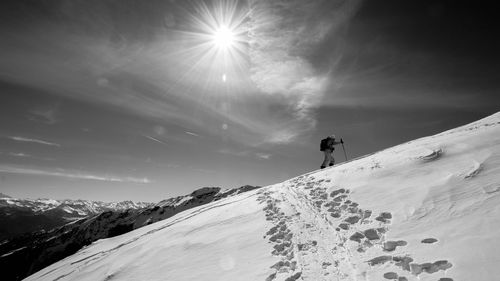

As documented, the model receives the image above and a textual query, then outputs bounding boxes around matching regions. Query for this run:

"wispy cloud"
[246,0,363,143]
[142,135,168,146]
[8,152,31,158]
[7,136,61,147]
[0,0,363,148]
[218,148,272,160]
[218,148,250,157]
[27,103,60,125]
[0,165,151,184]
[2,151,55,161]
[256,153,271,160]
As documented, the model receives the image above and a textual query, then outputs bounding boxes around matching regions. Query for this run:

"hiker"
[320,135,343,169]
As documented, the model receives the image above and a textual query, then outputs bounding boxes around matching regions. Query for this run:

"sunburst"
[212,25,236,50]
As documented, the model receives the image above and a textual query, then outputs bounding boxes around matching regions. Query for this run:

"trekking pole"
[341,141,348,161]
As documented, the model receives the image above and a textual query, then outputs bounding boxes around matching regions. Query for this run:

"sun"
[212,25,236,49]
[175,0,249,86]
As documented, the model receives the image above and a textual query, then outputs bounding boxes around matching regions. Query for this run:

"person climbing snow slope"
[320,135,343,169]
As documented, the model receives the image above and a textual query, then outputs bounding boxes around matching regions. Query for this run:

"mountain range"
[0,185,260,280]
[0,195,152,241]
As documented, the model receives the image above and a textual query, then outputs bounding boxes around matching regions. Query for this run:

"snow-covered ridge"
[156,185,259,208]
[22,112,500,281]
[0,184,260,280]
[0,196,152,215]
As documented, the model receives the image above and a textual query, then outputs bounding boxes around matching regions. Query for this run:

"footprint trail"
[258,175,454,281]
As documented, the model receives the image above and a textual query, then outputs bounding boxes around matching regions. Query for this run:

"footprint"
[383,240,407,252]
[349,232,365,243]
[363,228,380,240]
[409,260,452,275]
[267,225,280,236]
[330,212,341,218]
[344,216,361,224]
[393,256,413,271]
[284,272,302,281]
[269,231,286,242]
[265,273,276,281]
[383,272,398,279]
[325,201,341,209]
[418,148,443,162]
[271,261,290,270]
[338,223,349,230]
[367,255,392,266]
[377,227,388,234]
[464,161,482,179]
[376,212,392,223]
[330,189,346,198]
[360,210,372,223]
[421,238,438,244]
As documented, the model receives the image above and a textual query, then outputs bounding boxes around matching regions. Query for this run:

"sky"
[0,0,499,202]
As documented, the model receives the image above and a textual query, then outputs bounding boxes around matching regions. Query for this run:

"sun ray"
[157,0,253,109]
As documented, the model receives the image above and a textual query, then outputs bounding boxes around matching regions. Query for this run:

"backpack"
[320,137,335,151]
[320,138,328,151]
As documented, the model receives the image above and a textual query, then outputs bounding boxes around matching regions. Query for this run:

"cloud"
[255,153,271,160]
[247,0,363,143]
[8,136,61,147]
[218,148,271,160]
[0,165,151,184]
[9,152,31,158]
[1,152,54,161]
[142,135,168,146]
[0,0,363,148]
[27,103,61,125]
[217,148,249,157]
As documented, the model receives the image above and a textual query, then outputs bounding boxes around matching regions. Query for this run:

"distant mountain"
[0,185,260,281]
[0,196,152,241]
[0,193,11,198]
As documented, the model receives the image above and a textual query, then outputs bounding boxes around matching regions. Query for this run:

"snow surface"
[26,113,500,281]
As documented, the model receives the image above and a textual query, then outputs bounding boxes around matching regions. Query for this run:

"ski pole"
[341,141,348,161]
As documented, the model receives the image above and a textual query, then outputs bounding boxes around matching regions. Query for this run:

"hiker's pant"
[321,149,334,167]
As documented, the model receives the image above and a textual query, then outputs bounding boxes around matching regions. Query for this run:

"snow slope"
[26,113,500,281]
[0,185,259,281]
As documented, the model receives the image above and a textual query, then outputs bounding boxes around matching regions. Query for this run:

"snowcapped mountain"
[0,185,260,281]
[23,112,500,281]
[0,196,152,241]
[0,196,152,216]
